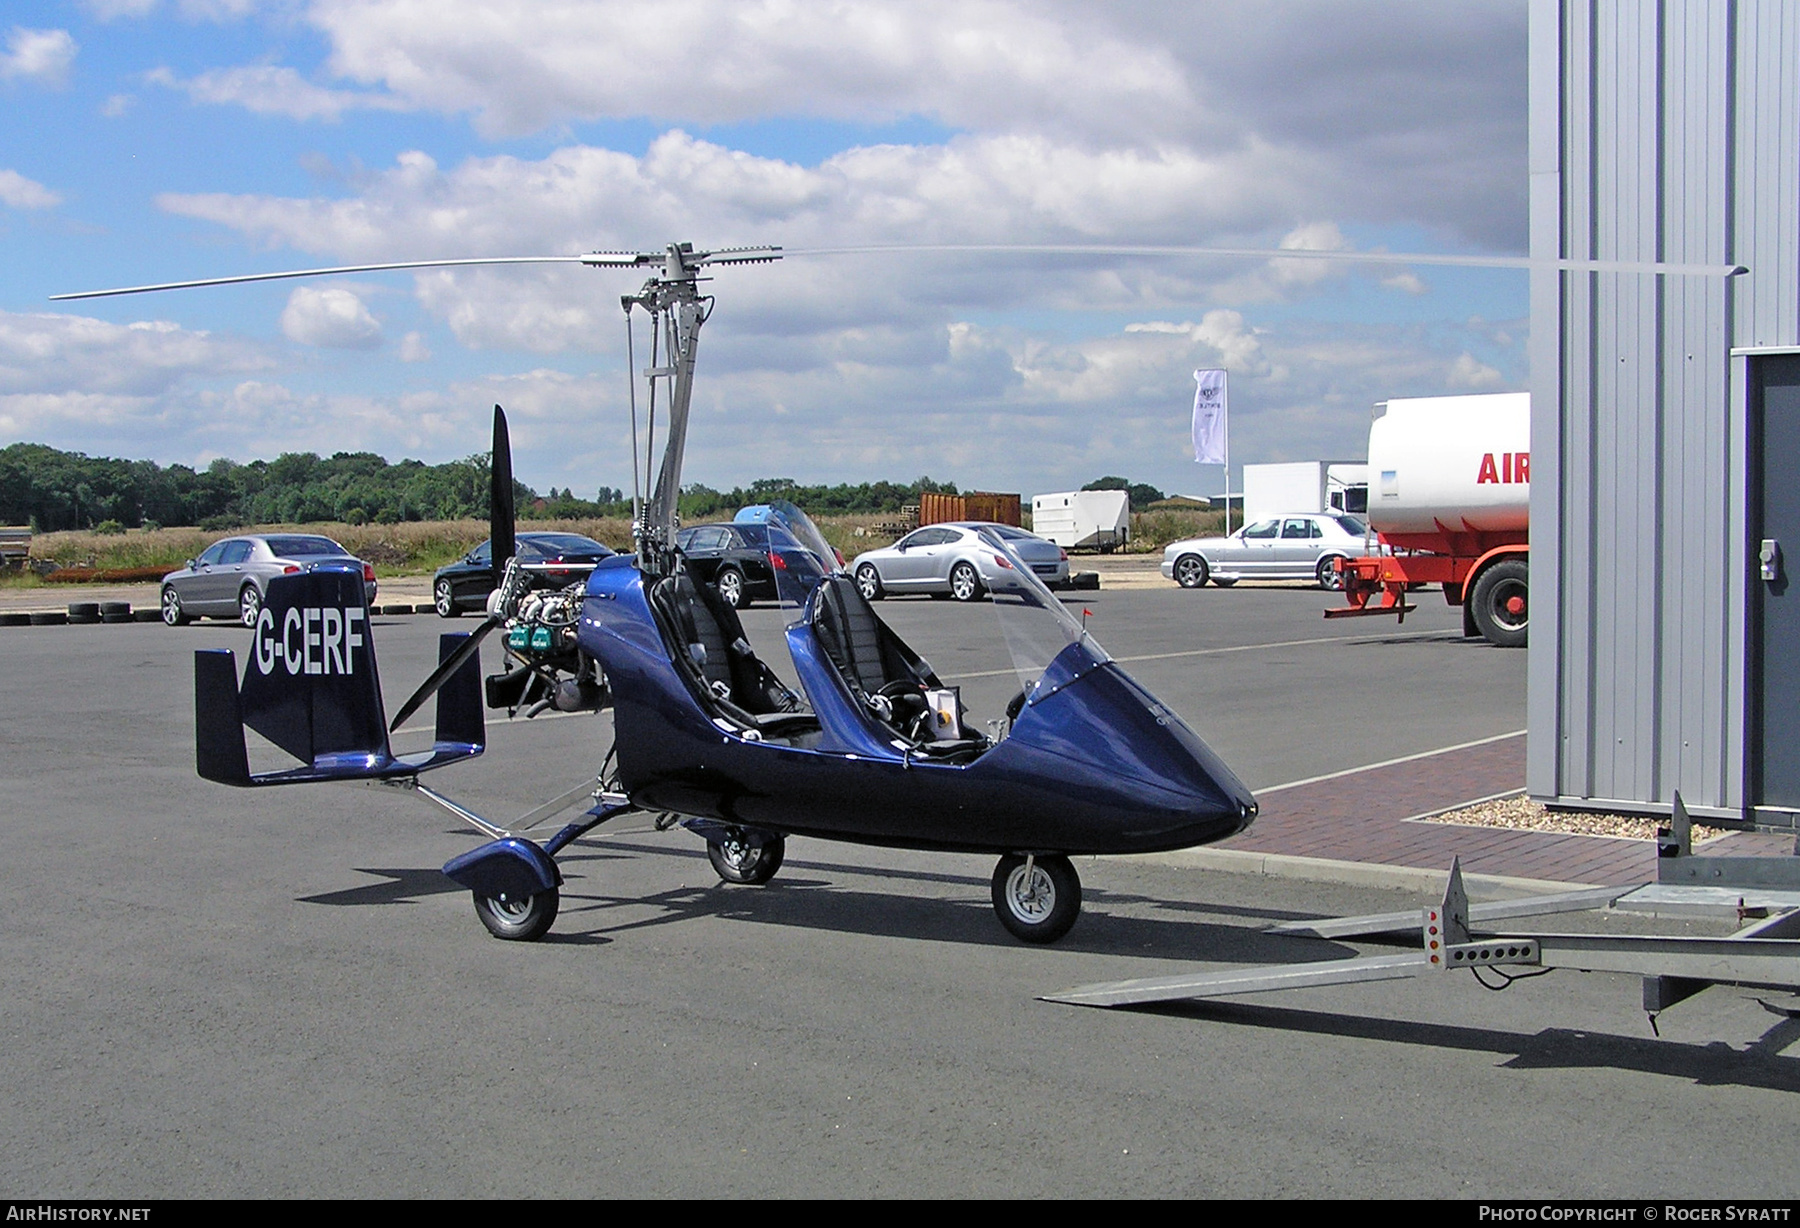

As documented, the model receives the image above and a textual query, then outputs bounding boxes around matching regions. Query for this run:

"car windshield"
[265,536,347,557]
[1334,514,1369,536]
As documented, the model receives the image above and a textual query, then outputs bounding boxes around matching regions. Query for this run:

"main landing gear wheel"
[991,854,1081,943]
[434,577,458,618]
[1173,554,1208,588]
[238,584,263,628]
[472,887,560,941]
[709,831,786,885]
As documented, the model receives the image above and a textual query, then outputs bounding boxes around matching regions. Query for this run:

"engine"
[484,584,608,716]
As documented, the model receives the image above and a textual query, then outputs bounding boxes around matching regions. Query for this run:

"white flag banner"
[1192,368,1228,464]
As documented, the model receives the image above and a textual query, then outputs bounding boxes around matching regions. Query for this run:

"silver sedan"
[852,522,1069,601]
[160,534,378,627]
[1161,513,1371,590]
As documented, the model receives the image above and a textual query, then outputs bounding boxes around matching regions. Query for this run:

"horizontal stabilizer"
[193,572,483,787]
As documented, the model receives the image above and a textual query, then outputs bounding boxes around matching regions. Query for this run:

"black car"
[676,521,779,609]
[433,532,615,617]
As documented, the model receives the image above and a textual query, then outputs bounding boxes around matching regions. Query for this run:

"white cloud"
[1,28,77,86]
[1381,271,1428,295]
[0,169,59,209]
[0,311,269,396]
[148,64,406,122]
[100,92,136,117]
[307,0,1192,142]
[1448,351,1503,389]
[79,0,159,18]
[279,286,383,348]
[397,331,430,362]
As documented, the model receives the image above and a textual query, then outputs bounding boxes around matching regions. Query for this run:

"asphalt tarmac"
[2,586,1795,1198]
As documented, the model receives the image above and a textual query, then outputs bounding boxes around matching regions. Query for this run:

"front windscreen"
[973,526,1109,698]
[765,499,842,607]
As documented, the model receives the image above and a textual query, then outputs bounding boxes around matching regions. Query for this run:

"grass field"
[5,507,1227,586]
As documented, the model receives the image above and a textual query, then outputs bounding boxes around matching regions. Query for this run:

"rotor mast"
[620,242,780,576]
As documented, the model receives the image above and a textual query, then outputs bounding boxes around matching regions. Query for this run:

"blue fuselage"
[578,557,1256,856]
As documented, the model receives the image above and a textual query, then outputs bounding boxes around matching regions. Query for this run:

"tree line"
[0,442,966,532]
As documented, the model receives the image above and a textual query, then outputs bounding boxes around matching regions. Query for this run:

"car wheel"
[434,577,458,618]
[160,586,189,627]
[1173,554,1209,589]
[991,854,1081,943]
[949,562,983,602]
[715,566,747,609]
[708,831,785,885]
[855,563,885,601]
[1469,558,1528,648]
[238,584,263,628]
[472,887,559,941]
[1317,555,1347,591]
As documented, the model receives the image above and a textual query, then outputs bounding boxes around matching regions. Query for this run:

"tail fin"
[195,570,483,786]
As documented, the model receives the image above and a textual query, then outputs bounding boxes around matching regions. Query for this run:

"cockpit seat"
[809,577,986,758]
[653,572,816,738]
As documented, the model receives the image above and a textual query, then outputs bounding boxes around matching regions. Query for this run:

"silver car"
[1161,513,1371,590]
[852,522,1069,601]
[160,534,378,627]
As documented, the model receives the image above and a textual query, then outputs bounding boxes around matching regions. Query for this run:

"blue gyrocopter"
[60,243,1258,943]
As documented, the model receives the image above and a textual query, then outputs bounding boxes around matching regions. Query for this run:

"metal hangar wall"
[1527,0,1800,821]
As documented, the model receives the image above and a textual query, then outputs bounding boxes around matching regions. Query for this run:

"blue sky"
[1,1,1530,501]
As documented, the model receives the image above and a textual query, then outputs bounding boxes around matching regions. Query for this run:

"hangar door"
[1750,352,1800,818]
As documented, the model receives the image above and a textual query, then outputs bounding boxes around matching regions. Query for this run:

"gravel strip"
[1418,792,1729,842]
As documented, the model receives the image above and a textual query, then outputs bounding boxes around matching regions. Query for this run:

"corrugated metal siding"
[1529,0,1798,815]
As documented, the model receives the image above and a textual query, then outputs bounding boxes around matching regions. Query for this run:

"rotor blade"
[390,618,497,733]
[779,243,1747,279]
[491,404,515,581]
[50,252,655,301]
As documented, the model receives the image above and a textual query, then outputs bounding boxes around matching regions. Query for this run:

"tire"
[991,854,1081,944]
[715,566,747,609]
[472,887,560,941]
[161,586,189,626]
[855,563,885,601]
[238,584,263,629]
[434,577,458,618]
[949,561,983,602]
[1173,554,1209,589]
[1211,577,1237,588]
[708,831,785,885]
[1469,558,1528,648]
[67,601,100,624]
[1317,555,1346,591]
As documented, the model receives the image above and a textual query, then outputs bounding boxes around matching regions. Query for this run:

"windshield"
[973,526,1110,699]
[764,499,842,606]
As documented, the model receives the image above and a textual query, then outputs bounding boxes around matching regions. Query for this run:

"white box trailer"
[1030,490,1130,551]
[1242,462,1368,524]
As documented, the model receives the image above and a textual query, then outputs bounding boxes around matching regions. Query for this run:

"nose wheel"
[991,854,1081,943]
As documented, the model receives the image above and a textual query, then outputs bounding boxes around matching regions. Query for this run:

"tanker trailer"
[1326,392,1529,647]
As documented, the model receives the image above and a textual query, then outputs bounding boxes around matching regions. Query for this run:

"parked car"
[851,522,1069,602]
[161,534,378,627]
[1161,513,1372,590]
[433,532,615,617]
[676,521,780,609]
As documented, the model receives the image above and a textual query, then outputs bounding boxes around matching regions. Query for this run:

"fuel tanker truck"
[1326,391,1529,647]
